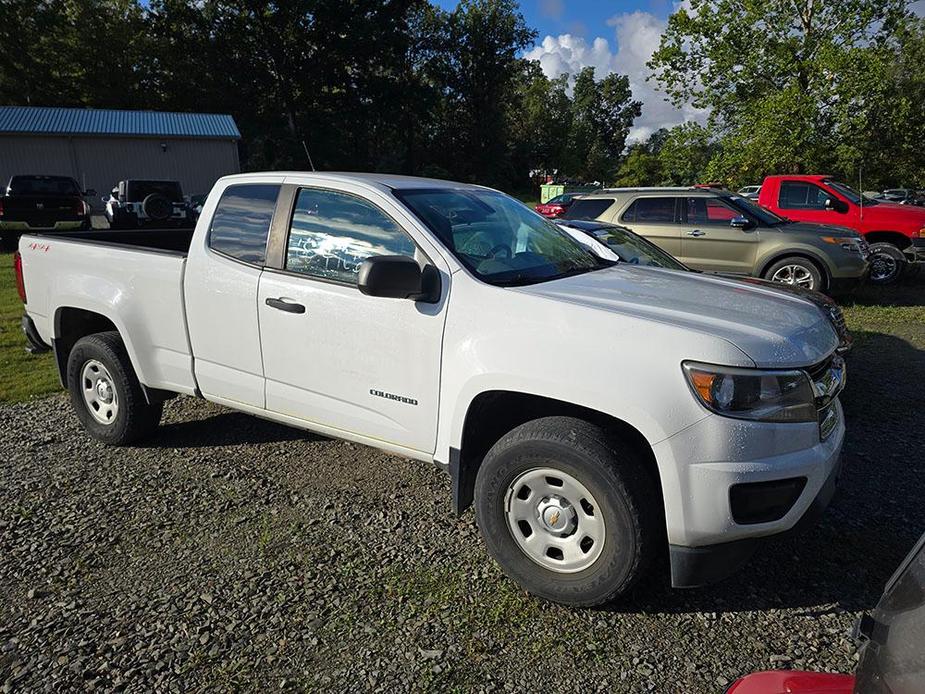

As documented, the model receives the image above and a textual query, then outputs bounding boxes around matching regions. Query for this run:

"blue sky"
[432,0,704,141]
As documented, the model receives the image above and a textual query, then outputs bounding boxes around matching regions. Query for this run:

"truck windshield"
[395,188,611,286]
[826,180,879,206]
[8,176,80,196]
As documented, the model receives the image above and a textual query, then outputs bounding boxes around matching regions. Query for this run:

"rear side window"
[562,198,614,220]
[285,187,416,284]
[208,184,281,265]
[778,182,829,210]
[621,197,676,223]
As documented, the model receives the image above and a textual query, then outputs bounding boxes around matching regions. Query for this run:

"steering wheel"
[488,243,512,259]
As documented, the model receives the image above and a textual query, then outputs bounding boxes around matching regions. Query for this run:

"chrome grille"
[804,355,845,440]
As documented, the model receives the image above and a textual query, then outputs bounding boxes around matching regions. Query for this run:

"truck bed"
[32,228,196,255]
[19,229,198,397]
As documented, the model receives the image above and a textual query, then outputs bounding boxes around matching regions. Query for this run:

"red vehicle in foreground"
[757,175,925,284]
[728,531,925,693]
[534,193,575,218]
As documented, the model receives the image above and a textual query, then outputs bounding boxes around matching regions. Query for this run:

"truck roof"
[763,174,833,182]
[217,171,485,192]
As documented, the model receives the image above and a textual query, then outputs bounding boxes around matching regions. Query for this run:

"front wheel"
[763,256,824,291]
[67,331,163,445]
[474,417,659,606]
[867,242,906,285]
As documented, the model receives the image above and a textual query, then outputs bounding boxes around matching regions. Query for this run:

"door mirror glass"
[730,215,753,229]
[358,255,440,302]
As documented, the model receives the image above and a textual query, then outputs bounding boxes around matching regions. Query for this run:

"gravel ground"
[2,302,924,692]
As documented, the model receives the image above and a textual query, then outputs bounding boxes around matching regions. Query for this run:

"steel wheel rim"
[81,359,118,425]
[504,467,606,574]
[771,264,815,289]
[869,253,898,282]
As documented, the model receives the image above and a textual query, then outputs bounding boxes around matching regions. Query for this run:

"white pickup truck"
[17,172,846,606]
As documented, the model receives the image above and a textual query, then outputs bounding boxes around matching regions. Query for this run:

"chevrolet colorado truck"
[17,172,847,606]
[758,175,925,284]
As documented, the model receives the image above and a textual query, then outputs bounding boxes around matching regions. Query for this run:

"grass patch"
[0,252,60,402]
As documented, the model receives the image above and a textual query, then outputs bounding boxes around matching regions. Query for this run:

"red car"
[728,531,925,693]
[534,193,575,218]
[757,175,925,284]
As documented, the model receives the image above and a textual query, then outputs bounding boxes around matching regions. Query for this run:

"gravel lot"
[2,290,924,692]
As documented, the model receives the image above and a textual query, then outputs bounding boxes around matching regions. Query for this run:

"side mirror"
[824,198,848,213]
[730,216,754,230]
[357,255,441,303]
[84,188,97,197]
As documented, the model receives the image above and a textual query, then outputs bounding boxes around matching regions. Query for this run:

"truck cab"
[758,175,925,284]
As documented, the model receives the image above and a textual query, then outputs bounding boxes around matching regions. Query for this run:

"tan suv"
[563,187,870,293]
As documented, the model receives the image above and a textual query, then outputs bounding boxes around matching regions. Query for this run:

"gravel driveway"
[2,311,924,692]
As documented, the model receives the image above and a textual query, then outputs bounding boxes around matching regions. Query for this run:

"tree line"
[1,0,924,192]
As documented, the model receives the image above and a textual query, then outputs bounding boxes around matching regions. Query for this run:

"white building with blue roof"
[0,106,241,207]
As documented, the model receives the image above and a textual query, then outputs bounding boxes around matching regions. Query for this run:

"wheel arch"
[52,306,165,403]
[757,250,831,289]
[449,390,662,516]
[865,231,911,250]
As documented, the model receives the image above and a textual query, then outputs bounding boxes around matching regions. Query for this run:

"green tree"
[566,67,641,182]
[649,0,913,183]
[614,143,663,187]
[658,122,713,185]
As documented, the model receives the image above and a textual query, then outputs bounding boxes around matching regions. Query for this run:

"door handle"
[687,229,706,237]
[265,297,306,314]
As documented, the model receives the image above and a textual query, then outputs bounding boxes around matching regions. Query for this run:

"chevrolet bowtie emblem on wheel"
[548,510,561,527]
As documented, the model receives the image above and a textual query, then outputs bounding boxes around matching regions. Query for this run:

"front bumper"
[907,237,925,263]
[653,397,845,588]
[669,450,842,588]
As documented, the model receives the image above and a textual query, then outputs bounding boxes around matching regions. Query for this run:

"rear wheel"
[763,256,824,291]
[66,331,162,445]
[474,416,659,606]
[867,242,906,285]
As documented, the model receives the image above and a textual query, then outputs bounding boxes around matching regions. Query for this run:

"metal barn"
[0,106,241,208]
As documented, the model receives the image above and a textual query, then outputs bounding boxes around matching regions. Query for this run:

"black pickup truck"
[0,175,94,245]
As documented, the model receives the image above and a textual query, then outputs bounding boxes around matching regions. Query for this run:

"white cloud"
[523,9,707,143]
[912,0,925,16]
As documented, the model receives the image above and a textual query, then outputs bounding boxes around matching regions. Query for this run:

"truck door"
[776,180,856,227]
[256,184,448,455]
[185,182,282,408]
[680,196,759,274]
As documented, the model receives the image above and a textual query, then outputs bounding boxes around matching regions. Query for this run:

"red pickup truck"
[758,175,925,284]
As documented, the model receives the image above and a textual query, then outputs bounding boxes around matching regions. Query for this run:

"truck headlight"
[682,362,817,423]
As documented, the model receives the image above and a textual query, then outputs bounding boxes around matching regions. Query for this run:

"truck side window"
[208,184,281,265]
[286,188,416,284]
[779,182,829,210]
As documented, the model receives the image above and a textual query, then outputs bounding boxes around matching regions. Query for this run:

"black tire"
[762,256,825,292]
[867,242,906,285]
[474,416,659,606]
[66,331,163,446]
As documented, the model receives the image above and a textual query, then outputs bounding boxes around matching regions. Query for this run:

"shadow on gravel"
[139,409,326,449]
[607,329,925,616]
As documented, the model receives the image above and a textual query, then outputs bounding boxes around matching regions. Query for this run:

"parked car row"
[0,174,201,245]
[542,173,925,288]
